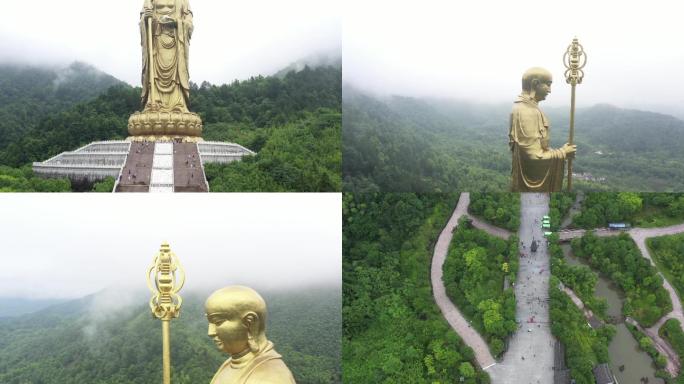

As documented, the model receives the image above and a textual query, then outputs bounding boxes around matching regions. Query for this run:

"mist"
[0,0,341,85]
[343,0,684,116]
[0,194,341,300]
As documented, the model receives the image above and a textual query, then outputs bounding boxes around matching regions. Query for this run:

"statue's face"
[155,0,175,14]
[533,77,552,102]
[206,309,250,355]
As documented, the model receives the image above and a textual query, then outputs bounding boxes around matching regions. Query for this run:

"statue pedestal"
[128,109,203,141]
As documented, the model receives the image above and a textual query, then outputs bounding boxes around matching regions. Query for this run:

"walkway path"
[431,192,497,370]
[487,193,554,384]
[469,215,513,240]
[559,283,603,329]
[627,317,681,376]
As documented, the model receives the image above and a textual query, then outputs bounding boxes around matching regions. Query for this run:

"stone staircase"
[114,142,155,192]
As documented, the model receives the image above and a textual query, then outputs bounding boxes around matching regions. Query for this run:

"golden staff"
[147,242,185,384]
[563,37,586,191]
[147,14,157,107]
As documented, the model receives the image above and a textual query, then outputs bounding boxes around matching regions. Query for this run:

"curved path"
[469,215,513,240]
[431,192,496,369]
[627,317,681,376]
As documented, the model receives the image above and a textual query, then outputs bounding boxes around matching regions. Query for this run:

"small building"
[608,223,631,230]
[592,363,618,384]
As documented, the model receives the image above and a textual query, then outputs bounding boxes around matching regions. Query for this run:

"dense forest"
[443,221,519,356]
[0,62,341,192]
[343,87,684,192]
[572,192,684,228]
[549,192,577,231]
[468,192,521,231]
[549,275,615,384]
[0,288,340,384]
[648,233,684,301]
[343,193,490,383]
[571,232,671,326]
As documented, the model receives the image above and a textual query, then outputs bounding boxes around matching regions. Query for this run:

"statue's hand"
[143,8,153,19]
[561,143,577,158]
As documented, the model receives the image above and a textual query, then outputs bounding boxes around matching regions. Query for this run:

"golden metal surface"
[147,242,185,384]
[128,0,203,140]
[563,38,587,191]
[205,286,296,384]
[509,68,577,192]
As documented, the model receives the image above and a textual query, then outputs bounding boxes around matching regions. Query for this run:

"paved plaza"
[488,193,554,384]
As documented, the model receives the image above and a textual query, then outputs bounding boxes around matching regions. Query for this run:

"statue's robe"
[509,94,566,192]
[210,342,296,384]
[140,0,193,112]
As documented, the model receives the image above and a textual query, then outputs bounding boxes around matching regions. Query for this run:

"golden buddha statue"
[205,286,296,384]
[509,67,576,192]
[128,0,203,142]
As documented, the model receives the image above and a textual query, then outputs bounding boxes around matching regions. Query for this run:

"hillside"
[343,87,684,192]
[0,63,341,192]
[0,62,123,149]
[0,297,66,317]
[0,288,340,384]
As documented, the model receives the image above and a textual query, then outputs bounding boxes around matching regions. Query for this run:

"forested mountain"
[0,288,340,384]
[0,62,123,150]
[0,62,341,192]
[0,297,66,317]
[343,193,490,383]
[343,87,684,192]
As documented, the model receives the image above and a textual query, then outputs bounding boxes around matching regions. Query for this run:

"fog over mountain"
[0,0,341,86]
[344,0,684,117]
[0,194,341,299]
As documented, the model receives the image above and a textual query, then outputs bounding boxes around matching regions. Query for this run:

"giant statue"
[205,286,296,384]
[509,67,577,192]
[128,0,203,141]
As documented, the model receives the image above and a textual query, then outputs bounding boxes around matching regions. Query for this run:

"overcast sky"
[0,0,341,85]
[0,194,341,299]
[344,0,684,114]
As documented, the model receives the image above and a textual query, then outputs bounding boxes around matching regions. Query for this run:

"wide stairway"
[173,142,209,192]
[115,142,208,192]
[115,142,155,192]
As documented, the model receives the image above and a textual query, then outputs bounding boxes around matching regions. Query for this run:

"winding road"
[432,193,684,382]
[431,192,497,369]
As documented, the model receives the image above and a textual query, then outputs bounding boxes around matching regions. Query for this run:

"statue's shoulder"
[512,102,545,124]
[245,357,296,384]
[511,101,538,115]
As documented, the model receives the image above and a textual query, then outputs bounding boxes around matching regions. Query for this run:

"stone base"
[33,139,255,192]
[128,109,203,138]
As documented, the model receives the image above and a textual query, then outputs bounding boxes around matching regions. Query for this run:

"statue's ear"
[242,312,259,332]
[243,312,261,352]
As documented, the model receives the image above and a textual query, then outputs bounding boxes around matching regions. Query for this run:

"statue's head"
[205,286,268,356]
[522,67,552,102]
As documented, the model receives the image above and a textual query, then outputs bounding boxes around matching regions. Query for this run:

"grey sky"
[344,0,684,114]
[0,0,341,85]
[0,194,341,299]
